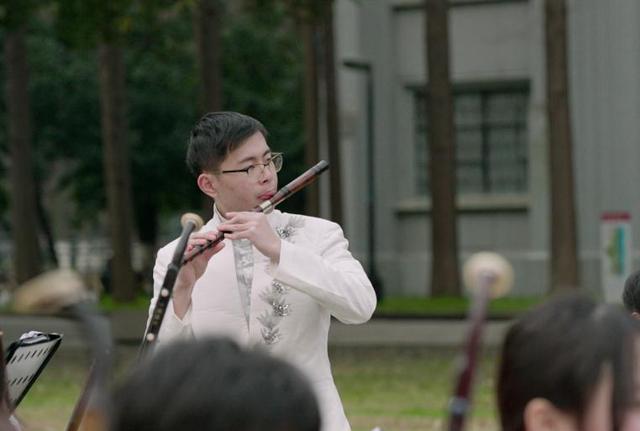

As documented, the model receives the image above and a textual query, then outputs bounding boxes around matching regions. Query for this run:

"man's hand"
[173,229,225,318]
[219,212,281,263]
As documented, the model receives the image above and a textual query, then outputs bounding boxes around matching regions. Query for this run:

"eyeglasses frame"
[217,152,283,179]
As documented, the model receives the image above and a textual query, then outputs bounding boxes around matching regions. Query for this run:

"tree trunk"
[425,0,460,296]
[35,183,58,267]
[98,43,136,301]
[545,0,578,290]
[194,0,223,113]
[194,0,223,220]
[301,15,321,217]
[5,26,42,284]
[321,2,343,225]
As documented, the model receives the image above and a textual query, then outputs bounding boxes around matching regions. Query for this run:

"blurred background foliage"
[0,0,305,259]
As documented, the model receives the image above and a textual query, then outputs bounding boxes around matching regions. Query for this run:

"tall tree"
[53,0,137,300]
[3,1,43,284]
[49,0,304,250]
[97,0,137,301]
[545,0,578,290]
[287,0,342,221]
[193,0,223,220]
[194,0,223,113]
[98,42,136,301]
[424,0,460,296]
[321,1,343,225]
[299,7,320,217]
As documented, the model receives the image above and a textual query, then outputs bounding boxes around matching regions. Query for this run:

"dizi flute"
[181,160,329,265]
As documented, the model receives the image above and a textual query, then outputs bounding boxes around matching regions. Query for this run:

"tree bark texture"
[301,15,321,217]
[321,2,343,225]
[5,26,42,284]
[545,0,579,290]
[194,0,223,113]
[98,43,136,301]
[425,0,460,296]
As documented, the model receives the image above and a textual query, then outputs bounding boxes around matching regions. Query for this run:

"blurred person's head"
[623,270,640,318]
[111,337,320,431]
[497,292,640,431]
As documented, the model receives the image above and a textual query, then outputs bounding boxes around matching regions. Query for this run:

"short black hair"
[111,337,320,431]
[186,111,269,176]
[623,269,640,313]
[497,292,639,431]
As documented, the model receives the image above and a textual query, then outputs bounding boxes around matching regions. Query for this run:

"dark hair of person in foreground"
[110,337,320,431]
[623,269,640,317]
[497,292,640,431]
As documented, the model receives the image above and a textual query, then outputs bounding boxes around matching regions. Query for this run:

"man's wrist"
[269,239,282,265]
[172,280,194,316]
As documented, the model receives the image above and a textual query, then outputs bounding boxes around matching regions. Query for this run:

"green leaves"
[0,0,38,30]
[0,0,306,238]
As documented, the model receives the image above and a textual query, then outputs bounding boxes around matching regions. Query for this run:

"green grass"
[95,293,544,319]
[15,346,499,431]
[375,296,543,318]
[332,347,499,430]
[98,292,151,312]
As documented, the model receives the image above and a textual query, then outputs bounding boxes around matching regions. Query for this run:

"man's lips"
[259,191,275,200]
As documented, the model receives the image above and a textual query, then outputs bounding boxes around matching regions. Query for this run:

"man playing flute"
[147,111,377,431]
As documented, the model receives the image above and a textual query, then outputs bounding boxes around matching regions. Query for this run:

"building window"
[414,84,528,195]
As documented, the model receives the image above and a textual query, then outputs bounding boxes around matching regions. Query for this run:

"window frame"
[410,79,530,199]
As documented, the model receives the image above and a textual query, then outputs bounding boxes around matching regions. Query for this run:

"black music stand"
[5,331,63,407]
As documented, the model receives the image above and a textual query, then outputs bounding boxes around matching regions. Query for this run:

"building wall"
[569,0,640,285]
[335,0,640,297]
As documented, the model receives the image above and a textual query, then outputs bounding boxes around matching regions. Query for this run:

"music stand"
[5,331,63,407]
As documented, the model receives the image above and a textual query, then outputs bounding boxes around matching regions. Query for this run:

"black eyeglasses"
[219,153,283,181]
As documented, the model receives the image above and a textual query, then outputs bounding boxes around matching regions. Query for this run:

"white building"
[333,0,640,296]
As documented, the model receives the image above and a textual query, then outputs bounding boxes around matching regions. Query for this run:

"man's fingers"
[187,230,221,247]
[219,221,258,233]
[201,241,224,259]
[190,230,220,240]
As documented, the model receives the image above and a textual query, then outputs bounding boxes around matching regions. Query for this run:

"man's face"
[200,132,278,216]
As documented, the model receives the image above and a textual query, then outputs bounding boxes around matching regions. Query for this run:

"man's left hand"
[220,212,281,263]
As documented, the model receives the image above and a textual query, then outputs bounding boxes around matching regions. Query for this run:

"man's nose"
[259,164,274,183]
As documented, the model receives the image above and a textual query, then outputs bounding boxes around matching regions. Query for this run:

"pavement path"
[0,310,512,351]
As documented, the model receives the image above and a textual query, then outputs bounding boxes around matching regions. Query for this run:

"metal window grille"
[414,86,528,195]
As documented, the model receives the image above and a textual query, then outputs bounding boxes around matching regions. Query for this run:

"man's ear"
[524,398,574,431]
[631,311,640,320]
[197,173,217,200]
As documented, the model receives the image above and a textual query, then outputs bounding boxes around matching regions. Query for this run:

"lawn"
[15,345,500,431]
[97,294,543,318]
[374,296,542,319]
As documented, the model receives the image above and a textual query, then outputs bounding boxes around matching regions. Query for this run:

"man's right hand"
[173,229,225,318]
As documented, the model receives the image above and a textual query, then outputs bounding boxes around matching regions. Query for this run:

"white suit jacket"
[149,209,377,431]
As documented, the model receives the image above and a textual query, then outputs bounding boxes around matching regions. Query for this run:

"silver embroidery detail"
[257,216,302,345]
[258,280,292,345]
[232,239,254,328]
[260,293,291,317]
[275,216,304,242]
[257,311,282,345]
[271,281,289,295]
